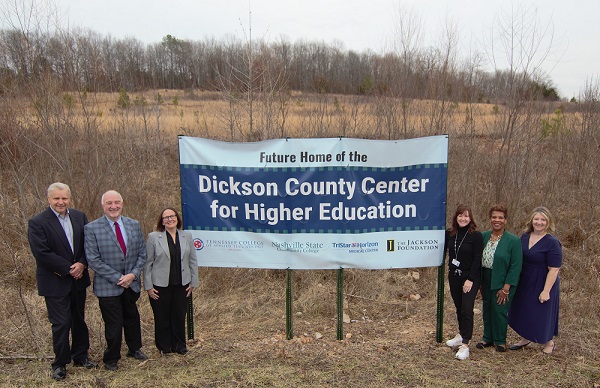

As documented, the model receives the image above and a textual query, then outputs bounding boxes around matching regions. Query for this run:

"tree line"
[0,28,560,102]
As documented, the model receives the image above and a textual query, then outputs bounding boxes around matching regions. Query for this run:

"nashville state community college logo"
[193,238,204,250]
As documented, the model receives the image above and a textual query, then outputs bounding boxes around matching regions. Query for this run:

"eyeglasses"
[162,215,177,221]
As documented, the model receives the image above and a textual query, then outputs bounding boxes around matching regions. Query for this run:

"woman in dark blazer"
[144,208,199,355]
[477,204,522,352]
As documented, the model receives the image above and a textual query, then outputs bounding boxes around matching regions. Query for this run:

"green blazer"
[482,230,523,290]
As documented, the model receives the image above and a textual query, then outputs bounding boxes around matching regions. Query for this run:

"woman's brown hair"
[155,207,182,231]
[448,204,477,236]
[488,204,508,219]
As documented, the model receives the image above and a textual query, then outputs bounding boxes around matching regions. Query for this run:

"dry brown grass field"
[0,90,598,387]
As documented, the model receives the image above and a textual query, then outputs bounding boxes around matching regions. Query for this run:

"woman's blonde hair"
[524,206,555,234]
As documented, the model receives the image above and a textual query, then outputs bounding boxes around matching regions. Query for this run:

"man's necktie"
[114,222,127,255]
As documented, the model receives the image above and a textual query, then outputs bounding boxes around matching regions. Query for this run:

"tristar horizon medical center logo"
[331,241,379,254]
[391,238,440,251]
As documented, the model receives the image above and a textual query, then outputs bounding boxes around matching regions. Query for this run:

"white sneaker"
[455,345,470,360]
[446,334,463,347]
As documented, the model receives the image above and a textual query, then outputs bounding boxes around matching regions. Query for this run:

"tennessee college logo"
[193,238,204,250]
[386,239,395,252]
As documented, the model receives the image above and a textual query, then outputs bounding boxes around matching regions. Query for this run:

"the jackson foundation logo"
[395,238,440,251]
[387,239,395,252]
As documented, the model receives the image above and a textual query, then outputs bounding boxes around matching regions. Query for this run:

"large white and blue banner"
[179,136,448,269]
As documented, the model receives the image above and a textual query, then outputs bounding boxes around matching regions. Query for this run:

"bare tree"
[481,5,558,211]
[388,2,424,138]
[568,78,600,237]
[214,7,290,141]
[422,17,460,136]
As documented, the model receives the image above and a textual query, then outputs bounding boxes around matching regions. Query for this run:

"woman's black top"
[166,230,183,286]
[445,226,483,282]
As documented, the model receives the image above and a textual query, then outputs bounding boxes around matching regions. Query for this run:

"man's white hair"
[47,182,71,198]
[100,190,123,204]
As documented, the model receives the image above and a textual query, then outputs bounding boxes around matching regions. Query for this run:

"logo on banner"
[203,239,264,250]
[331,241,379,254]
[395,239,440,251]
[272,241,325,254]
[193,238,204,250]
[386,240,395,252]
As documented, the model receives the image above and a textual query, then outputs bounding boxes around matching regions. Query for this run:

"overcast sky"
[6,0,599,98]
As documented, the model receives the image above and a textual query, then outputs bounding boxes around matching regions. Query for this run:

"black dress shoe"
[52,366,66,381]
[476,342,493,349]
[104,362,118,371]
[74,359,99,369]
[495,344,507,352]
[509,341,531,351]
[126,349,148,360]
[175,348,189,355]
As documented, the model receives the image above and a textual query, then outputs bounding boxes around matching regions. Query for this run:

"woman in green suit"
[477,205,523,352]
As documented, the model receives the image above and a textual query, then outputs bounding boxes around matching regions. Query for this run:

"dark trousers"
[448,271,480,343]
[149,284,188,353]
[44,287,90,369]
[98,288,142,364]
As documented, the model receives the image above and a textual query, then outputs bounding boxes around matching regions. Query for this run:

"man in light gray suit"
[84,190,147,371]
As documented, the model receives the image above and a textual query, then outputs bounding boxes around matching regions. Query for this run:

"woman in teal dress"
[508,207,562,354]
[477,205,523,352]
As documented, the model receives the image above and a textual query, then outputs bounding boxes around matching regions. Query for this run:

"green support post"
[337,268,344,340]
[286,268,293,340]
[186,295,194,340]
[436,259,445,343]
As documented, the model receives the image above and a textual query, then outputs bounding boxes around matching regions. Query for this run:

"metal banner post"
[286,268,293,340]
[186,295,194,340]
[337,268,344,340]
[435,261,445,343]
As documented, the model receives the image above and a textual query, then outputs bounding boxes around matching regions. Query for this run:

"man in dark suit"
[28,182,98,381]
[84,190,147,371]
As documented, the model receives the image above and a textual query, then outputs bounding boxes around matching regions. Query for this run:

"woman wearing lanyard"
[444,204,483,360]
